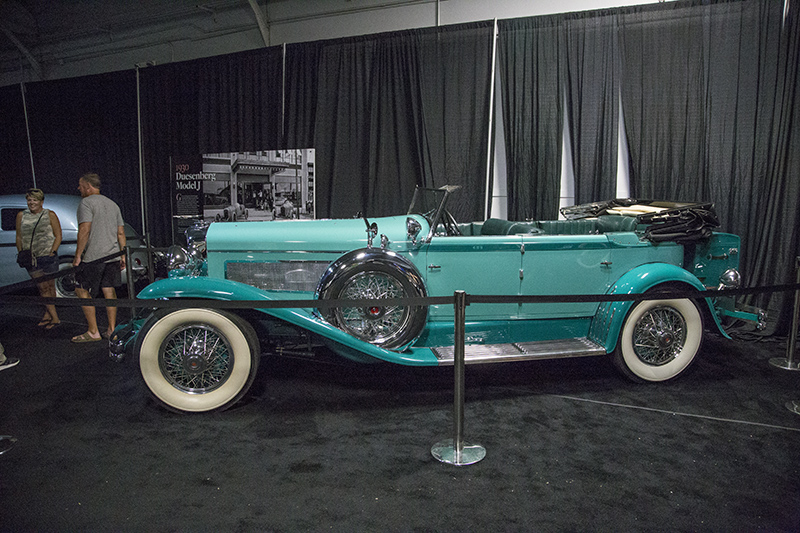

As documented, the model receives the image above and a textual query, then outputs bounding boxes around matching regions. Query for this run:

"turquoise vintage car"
[111,186,763,413]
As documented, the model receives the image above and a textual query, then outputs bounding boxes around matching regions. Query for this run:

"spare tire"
[316,249,427,350]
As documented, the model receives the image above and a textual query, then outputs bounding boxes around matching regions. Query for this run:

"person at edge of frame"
[0,341,19,371]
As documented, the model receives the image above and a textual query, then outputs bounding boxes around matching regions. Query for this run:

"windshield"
[407,185,460,223]
[407,185,461,242]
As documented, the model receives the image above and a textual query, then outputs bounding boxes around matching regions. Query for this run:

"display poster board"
[170,154,205,245]
[170,149,315,244]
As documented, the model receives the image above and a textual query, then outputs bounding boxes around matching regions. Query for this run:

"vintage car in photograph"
[110,186,764,413]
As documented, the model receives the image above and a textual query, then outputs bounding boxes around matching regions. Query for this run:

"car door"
[518,234,613,319]
[0,202,27,287]
[423,234,524,320]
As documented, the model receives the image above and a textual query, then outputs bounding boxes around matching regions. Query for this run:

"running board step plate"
[432,337,606,365]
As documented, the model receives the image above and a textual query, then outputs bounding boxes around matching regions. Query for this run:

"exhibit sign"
[170,154,206,244]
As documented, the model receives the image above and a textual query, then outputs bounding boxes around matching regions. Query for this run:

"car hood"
[205,214,427,254]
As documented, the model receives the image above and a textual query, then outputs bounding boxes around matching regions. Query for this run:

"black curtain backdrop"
[284,42,321,151]
[23,71,141,232]
[198,47,284,153]
[139,47,284,245]
[747,2,800,330]
[414,22,494,222]
[0,84,33,193]
[498,15,564,221]
[314,34,387,219]
[139,60,202,246]
[314,22,494,221]
[619,3,708,202]
[2,0,798,329]
[619,0,799,331]
[564,10,619,205]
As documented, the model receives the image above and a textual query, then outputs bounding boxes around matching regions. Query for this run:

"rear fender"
[136,276,439,366]
[589,263,727,353]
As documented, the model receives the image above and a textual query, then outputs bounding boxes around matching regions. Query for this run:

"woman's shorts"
[28,253,59,276]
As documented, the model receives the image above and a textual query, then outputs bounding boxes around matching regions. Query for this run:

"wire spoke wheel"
[335,271,408,343]
[137,308,259,413]
[159,324,233,393]
[613,296,703,383]
[317,250,428,350]
[631,306,687,366]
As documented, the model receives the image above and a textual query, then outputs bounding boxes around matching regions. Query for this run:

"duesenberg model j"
[111,186,763,413]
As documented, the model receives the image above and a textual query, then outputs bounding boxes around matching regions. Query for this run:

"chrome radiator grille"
[226,261,330,292]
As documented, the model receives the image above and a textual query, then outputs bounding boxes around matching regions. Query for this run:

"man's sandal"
[71,332,102,343]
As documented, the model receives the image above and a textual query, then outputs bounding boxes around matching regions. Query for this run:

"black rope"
[1,276,798,310]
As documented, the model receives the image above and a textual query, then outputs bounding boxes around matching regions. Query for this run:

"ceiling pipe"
[248,0,271,47]
[1,24,42,79]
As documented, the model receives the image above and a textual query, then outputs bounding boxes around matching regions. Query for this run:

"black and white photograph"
[201,150,315,223]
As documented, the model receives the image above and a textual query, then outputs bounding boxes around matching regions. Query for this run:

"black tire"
[54,258,77,298]
[318,255,427,350]
[135,308,260,413]
[613,296,704,383]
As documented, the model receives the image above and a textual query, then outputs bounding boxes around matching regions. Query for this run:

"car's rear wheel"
[613,296,703,382]
[135,308,260,413]
[318,252,427,350]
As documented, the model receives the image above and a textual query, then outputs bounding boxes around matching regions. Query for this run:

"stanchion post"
[431,290,486,466]
[770,256,800,371]
[145,232,155,284]
[779,257,800,415]
[125,246,136,317]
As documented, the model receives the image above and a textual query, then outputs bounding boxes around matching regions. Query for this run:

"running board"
[432,337,606,366]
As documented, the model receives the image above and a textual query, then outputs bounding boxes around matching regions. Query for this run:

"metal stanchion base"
[769,357,800,371]
[0,435,17,455]
[786,401,800,415]
[431,440,486,466]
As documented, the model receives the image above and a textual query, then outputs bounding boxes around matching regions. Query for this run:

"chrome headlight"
[166,245,190,270]
[186,221,209,251]
[718,268,741,290]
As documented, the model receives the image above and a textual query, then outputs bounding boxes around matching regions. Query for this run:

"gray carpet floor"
[1,302,799,532]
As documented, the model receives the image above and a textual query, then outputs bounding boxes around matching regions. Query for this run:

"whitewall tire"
[613,298,703,383]
[136,308,259,413]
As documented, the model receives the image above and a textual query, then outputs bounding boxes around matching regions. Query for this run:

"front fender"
[136,276,439,366]
[589,263,727,353]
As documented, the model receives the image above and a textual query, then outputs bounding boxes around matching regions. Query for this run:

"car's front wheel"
[135,308,260,413]
[613,296,703,382]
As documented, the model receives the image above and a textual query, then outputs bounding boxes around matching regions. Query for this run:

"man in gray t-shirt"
[71,173,127,343]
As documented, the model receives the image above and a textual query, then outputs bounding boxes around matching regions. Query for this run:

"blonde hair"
[25,188,44,202]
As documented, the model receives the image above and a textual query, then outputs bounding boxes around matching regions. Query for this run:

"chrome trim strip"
[212,250,349,255]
